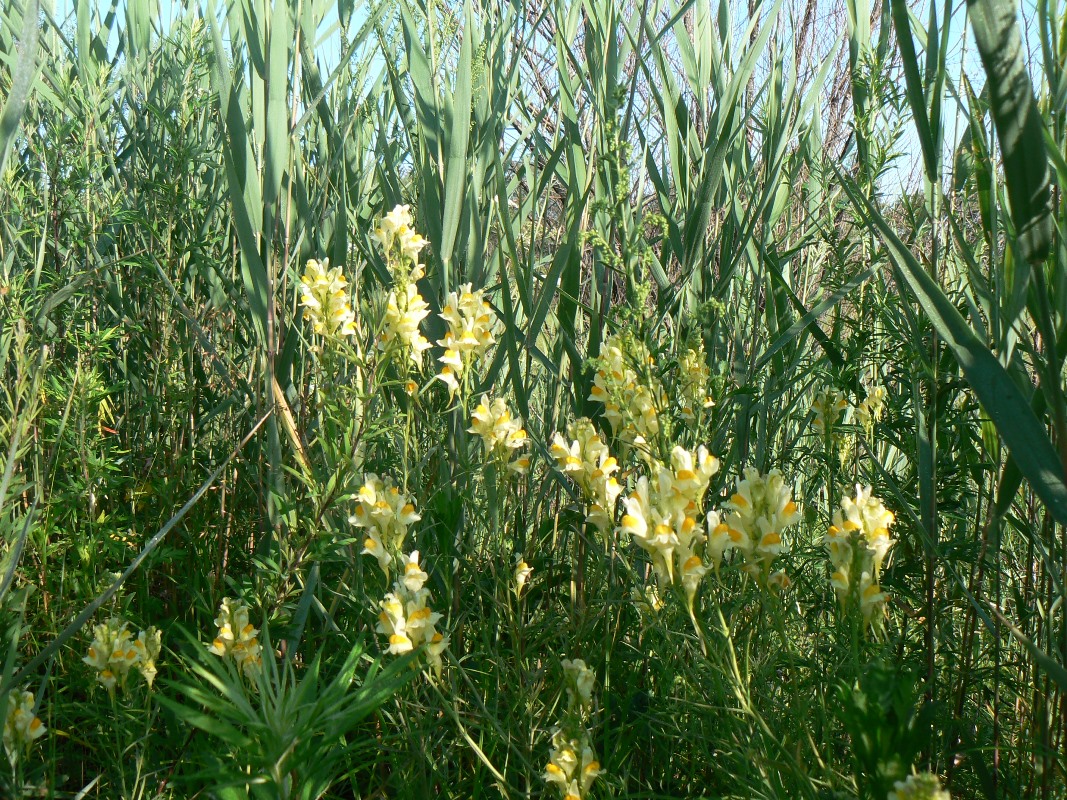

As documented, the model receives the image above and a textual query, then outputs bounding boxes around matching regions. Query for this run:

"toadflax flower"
[618,446,719,609]
[299,258,357,338]
[825,486,896,632]
[208,598,263,678]
[349,474,421,577]
[887,771,951,800]
[469,395,529,473]
[376,551,448,676]
[549,418,623,534]
[677,342,715,423]
[379,282,432,367]
[435,284,496,398]
[514,557,533,597]
[3,690,45,764]
[811,386,848,437]
[544,727,602,800]
[371,204,428,278]
[84,617,160,692]
[715,467,801,576]
[588,334,664,451]
[857,381,887,432]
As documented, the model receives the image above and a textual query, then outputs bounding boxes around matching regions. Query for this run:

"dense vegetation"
[1,0,1066,797]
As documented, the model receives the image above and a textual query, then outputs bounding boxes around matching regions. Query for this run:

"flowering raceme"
[708,467,800,578]
[887,772,951,800]
[376,551,448,676]
[83,617,162,692]
[371,204,428,277]
[677,343,715,423]
[588,334,664,450]
[208,598,263,679]
[549,418,623,534]
[857,381,887,432]
[544,657,602,800]
[811,387,847,438]
[379,282,432,368]
[3,690,45,764]
[349,474,421,576]
[299,258,357,338]
[618,446,719,609]
[469,395,530,473]
[824,486,896,631]
[435,284,495,398]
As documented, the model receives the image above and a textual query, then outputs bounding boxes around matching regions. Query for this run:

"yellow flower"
[299,258,357,338]
[469,395,529,472]
[587,334,665,449]
[435,284,496,398]
[514,558,533,597]
[549,419,623,534]
[349,474,421,576]
[208,598,262,678]
[677,343,715,421]
[376,552,449,676]
[544,727,602,800]
[561,658,595,711]
[888,771,951,800]
[3,690,45,761]
[132,627,162,688]
[84,617,142,692]
[719,467,800,573]
[380,283,431,367]
[811,387,847,436]
[857,382,887,430]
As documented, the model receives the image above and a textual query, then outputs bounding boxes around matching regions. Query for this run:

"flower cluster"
[3,690,45,764]
[379,282,432,368]
[588,334,664,451]
[618,446,720,609]
[857,381,887,432]
[825,486,895,631]
[376,551,448,676]
[350,474,421,577]
[371,204,428,277]
[299,258,357,338]
[677,343,715,423]
[469,395,530,474]
[436,284,496,398]
[208,598,263,679]
[708,467,800,581]
[544,659,602,800]
[811,386,848,438]
[372,206,433,370]
[887,772,951,800]
[83,617,162,692]
[550,419,624,534]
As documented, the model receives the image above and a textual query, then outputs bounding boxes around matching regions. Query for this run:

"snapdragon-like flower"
[825,486,895,632]
[371,204,428,278]
[376,551,448,676]
[677,343,715,422]
[715,467,800,575]
[84,617,160,692]
[618,446,719,608]
[544,728,602,800]
[436,284,496,398]
[3,690,45,763]
[208,598,263,678]
[549,418,623,534]
[811,386,847,437]
[514,557,534,597]
[469,395,530,474]
[887,771,951,800]
[299,258,357,337]
[379,282,431,367]
[561,659,595,712]
[857,382,887,431]
[588,334,664,450]
[349,474,421,577]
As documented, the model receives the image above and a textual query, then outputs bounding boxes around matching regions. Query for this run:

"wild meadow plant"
[2,0,1067,797]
